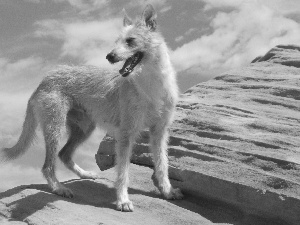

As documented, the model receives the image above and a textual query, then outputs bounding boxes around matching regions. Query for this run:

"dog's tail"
[2,102,37,161]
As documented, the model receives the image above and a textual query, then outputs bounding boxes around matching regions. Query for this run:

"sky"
[1,0,300,192]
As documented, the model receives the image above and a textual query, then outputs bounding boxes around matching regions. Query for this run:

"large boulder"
[96,45,300,225]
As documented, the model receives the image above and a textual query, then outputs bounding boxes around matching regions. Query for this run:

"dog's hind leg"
[38,94,73,198]
[114,129,137,212]
[58,108,98,179]
[40,99,73,198]
[149,122,184,200]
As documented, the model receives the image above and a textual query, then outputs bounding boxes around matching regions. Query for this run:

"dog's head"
[106,4,158,77]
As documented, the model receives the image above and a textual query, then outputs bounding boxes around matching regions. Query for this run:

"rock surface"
[0,165,232,225]
[170,44,300,188]
[169,44,300,183]
[254,45,300,68]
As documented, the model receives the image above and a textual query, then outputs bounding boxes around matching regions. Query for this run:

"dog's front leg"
[150,124,184,200]
[115,132,135,212]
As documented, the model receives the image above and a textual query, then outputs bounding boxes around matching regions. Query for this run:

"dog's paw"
[116,200,134,212]
[80,171,100,180]
[164,187,184,200]
[53,186,74,198]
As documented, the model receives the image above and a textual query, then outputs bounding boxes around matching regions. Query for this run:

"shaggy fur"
[2,4,183,211]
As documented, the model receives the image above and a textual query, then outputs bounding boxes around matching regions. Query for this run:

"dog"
[2,4,183,211]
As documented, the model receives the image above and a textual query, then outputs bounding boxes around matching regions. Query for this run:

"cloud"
[171,1,300,73]
[200,0,300,15]
[33,1,173,68]
[62,19,121,67]
[175,36,184,43]
[35,17,122,67]
[0,56,51,93]
[34,19,65,39]
[200,0,246,10]
[24,0,42,3]
[53,0,109,14]
[128,0,168,8]
[0,163,43,191]
[126,0,173,15]
[160,5,172,13]
[175,28,198,43]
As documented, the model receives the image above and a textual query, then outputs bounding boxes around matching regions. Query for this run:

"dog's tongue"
[119,52,143,77]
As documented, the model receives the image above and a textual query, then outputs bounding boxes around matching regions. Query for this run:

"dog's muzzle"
[106,51,144,77]
[106,52,119,64]
[119,51,144,77]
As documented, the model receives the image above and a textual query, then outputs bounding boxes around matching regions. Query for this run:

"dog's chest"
[133,71,173,120]
[134,67,168,100]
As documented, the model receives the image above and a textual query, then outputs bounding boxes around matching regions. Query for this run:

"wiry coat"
[2,4,183,212]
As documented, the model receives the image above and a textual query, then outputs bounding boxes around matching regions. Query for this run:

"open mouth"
[119,51,144,77]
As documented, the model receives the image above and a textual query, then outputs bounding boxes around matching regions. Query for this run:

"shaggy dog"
[2,4,183,211]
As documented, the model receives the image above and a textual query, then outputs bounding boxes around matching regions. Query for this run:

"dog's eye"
[125,37,135,47]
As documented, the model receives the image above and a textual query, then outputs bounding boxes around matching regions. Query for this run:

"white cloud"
[160,5,172,13]
[201,0,246,10]
[0,163,43,191]
[200,0,300,15]
[267,0,300,15]
[53,0,109,14]
[35,18,122,67]
[171,1,300,73]
[175,36,184,43]
[175,28,198,43]
[24,0,42,3]
[62,19,121,67]
[34,19,65,39]
[128,0,168,8]
[0,92,30,138]
[0,56,50,93]
[22,0,110,14]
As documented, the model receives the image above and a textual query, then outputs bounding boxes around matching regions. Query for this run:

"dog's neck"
[132,41,179,107]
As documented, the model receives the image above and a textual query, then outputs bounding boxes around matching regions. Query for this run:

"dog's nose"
[106,52,117,64]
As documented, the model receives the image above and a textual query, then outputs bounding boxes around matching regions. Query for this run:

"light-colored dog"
[2,4,183,211]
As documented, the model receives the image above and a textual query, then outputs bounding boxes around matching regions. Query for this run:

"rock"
[0,164,231,225]
[254,44,300,68]
[96,45,300,225]
[167,44,300,225]
[95,135,116,171]
[251,55,262,63]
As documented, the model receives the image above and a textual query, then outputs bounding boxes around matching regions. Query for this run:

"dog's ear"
[123,9,133,27]
[142,4,157,31]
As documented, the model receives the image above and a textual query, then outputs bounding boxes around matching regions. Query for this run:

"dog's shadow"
[0,178,116,221]
[1,178,245,225]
